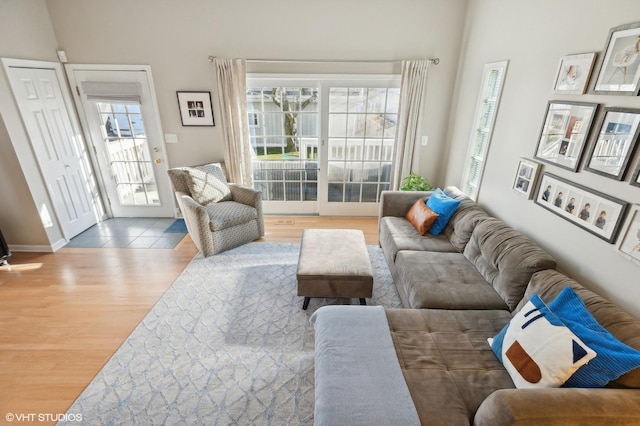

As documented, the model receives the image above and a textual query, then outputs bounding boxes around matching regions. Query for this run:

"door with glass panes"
[247,76,400,216]
[68,67,174,217]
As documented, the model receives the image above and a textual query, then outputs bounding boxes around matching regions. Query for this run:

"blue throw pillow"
[549,286,640,388]
[426,189,461,235]
[489,294,595,388]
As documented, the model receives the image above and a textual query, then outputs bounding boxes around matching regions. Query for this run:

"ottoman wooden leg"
[360,298,367,305]
[302,297,311,310]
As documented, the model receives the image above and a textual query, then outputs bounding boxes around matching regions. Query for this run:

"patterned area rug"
[61,242,401,425]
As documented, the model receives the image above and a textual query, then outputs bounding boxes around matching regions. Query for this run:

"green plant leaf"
[401,172,433,191]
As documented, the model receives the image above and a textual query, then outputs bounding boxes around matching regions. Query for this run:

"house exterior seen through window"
[246,82,400,213]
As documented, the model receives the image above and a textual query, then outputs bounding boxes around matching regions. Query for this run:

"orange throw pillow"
[405,199,439,236]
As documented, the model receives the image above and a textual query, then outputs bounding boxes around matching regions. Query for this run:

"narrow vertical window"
[461,61,508,200]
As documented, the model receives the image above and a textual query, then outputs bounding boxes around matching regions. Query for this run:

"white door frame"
[65,64,174,218]
[1,58,101,246]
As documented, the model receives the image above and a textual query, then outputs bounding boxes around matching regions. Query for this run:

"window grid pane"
[247,86,320,201]
[461,62,508,200]
[328,87,399,203]
[98,102,159,206]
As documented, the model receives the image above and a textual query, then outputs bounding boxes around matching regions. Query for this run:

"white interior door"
[68,67,174,217]
[5,65,98,239]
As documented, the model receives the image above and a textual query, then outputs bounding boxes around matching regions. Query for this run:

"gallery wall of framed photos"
[513,20,640,267]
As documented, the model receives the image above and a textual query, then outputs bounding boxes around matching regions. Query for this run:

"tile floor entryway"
[65,218,187,249]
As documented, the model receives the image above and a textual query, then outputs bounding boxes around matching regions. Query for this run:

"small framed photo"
[534,172,628,244]
[592,22,640,96]
[584,107,640,181]
[512,159,541,199]
[176,91,215,126]
[616,205,640,265]
[631,161,640,188]
[552,53,597,94]
[533,101,599,172]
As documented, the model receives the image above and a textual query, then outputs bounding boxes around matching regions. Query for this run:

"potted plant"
[401,172,433,191]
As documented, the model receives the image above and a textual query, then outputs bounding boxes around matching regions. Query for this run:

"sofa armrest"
[174,191,213,255]
[474,388,640,426]
[229,184,261,207]
[379,190,433,219]
[229,184,264,236]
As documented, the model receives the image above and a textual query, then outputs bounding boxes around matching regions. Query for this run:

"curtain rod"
[208,56,440,65]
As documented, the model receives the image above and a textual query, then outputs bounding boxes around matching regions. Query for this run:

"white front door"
[5,65,98,239]
[67,67,174,217]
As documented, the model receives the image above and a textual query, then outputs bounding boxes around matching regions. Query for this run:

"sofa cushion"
[405,199,439,235]
[386,308,514,425]
[516,270,640,389]
[489,294,595,389]
[379,217,457,264]
[184,164,232,205]
[463,218,556,311]
[548,287,640,388]
[426,188,461,235]
[395,250,509,310]
[204,201,257,231]
[441,187,491,252]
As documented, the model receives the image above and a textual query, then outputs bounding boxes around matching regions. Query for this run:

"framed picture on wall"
[592,21,640,96]
[512,158,541,199]
[533,101,599,172]
[552,53,597,94]
[615,205,640,265]
[534,172,628,244]
[632,161,640,188]
[176,91,215,126]
[584,107,640,180]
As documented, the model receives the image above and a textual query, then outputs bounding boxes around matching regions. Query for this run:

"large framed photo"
[592,22,640,95]
[584,107,640,180]
[533,101,599,171]
[615,205,640,265]
[176,91,215,126]
[534,172,628,244]
[552,53,597,94]
[512,158,541,199]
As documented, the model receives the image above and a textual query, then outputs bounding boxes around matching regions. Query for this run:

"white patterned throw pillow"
[488,294,596,389]
[184,164,232,205]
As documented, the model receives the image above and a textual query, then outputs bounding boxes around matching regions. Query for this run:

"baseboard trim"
[51,238,67,251]
[9,243,59,253]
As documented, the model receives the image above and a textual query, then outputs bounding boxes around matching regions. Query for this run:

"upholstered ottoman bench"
[297,229,374,310]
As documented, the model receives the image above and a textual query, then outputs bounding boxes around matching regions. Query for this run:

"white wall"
[45,0,468,178]
[447,0,640,318]
[0,0,64,248]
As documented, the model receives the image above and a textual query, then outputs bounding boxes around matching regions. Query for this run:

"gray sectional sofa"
[311,187,640,425]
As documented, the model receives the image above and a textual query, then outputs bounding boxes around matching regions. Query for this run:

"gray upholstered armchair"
[167,163,264,256]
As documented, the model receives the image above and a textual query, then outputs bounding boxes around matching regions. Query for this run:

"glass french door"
[67,67,174,218]
[323,86,399,215]
[247,76,400,216]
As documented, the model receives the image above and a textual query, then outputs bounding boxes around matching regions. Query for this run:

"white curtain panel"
[214,58,253,186]
[390,60,430,190]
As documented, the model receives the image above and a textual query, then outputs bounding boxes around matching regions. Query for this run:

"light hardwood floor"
[0,216,378,423]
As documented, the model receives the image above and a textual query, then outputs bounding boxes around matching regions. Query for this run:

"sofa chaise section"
[312,269,640,425]
[386,307,514,425]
